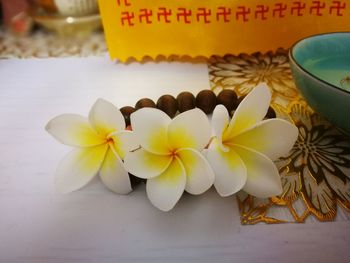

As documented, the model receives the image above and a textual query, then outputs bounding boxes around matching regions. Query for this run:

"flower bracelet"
[46,83,298,211]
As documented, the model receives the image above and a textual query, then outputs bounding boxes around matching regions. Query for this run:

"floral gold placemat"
[209,49,350,223]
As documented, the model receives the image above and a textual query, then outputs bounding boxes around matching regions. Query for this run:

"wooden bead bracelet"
[120,89,276,126]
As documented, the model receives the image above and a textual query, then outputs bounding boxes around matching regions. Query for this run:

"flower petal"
[177,148,215,195]
[206,138,247,196]
[46,114,105,147]
[130,108,171,154]
[232,119,298,160]
[211,105,230,152]
[146,157,186,211]
[123,148,172,179]
[55,144,108,193]
[224,83,271,139]
[234,146,283,198]
[99,147,132,194]
[168,108,211,150]
[109,130,138,160]
[89,98,125,136]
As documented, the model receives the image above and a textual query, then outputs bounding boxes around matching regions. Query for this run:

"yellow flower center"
[106,137,115,145]
[169,149,178,157]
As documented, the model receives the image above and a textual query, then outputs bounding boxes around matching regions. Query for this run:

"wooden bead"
[135,98,156,110]
[177,91,196,113]
[266,106,276,119]
[129,173,146,188]
[120,106,135,126]
[157,94,178,118]
[196,90,217,114]
[217,89,238,112]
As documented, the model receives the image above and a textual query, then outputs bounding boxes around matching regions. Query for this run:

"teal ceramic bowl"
[289,32,350,132]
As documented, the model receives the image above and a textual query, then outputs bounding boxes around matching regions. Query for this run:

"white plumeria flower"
[207,83,298,198]
[124,108,215,211]
[46,99,137,194]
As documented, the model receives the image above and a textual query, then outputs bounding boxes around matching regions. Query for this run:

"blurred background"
[0,0,107,58]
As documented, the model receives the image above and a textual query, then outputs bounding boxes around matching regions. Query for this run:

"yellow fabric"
[99,0,350,62]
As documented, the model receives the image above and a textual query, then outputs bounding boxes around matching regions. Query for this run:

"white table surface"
[0,57,349,263]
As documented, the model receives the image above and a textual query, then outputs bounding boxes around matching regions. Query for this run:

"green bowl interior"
[291,33,350,91]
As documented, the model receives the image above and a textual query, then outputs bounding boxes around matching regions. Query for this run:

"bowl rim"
[29,6,100,21]
[289,31,350,95]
